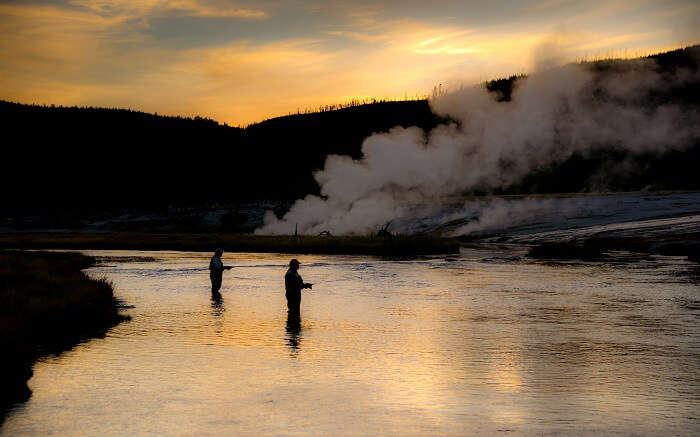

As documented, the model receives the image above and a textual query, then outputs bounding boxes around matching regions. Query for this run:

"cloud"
[164,0,267,19]
[70,0,267,20]
[412,30,481,55]
[322,30,391,44]
[0,0,697,126]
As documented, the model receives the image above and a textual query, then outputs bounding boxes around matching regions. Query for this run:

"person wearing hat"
[209,248,232,294]
[285,259,313,314]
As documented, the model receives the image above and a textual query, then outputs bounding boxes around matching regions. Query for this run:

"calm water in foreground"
[3,249,700,435]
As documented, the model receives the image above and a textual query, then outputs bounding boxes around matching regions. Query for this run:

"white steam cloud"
[258,55,700,236]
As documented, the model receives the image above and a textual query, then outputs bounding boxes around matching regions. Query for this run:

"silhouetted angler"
[284,259,312,314]
[209,248,232,294]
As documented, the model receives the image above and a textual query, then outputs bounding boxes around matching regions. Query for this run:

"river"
[3,249,699,435]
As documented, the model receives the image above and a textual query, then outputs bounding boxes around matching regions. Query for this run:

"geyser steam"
[258,56,700,236]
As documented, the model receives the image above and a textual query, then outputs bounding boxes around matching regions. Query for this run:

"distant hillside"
[1,45,699,226]
[1,99,443,212]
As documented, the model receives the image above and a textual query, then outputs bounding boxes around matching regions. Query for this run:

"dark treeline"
[2,46,699,222]
[1,99,444,214]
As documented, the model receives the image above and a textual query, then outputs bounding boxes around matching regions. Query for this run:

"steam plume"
[258,54,700,236]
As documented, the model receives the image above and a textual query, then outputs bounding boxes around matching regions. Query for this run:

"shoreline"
[0,251,129,421]
[0,233,461,256]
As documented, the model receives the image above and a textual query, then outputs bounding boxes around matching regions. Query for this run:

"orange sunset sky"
[1,0,698,125]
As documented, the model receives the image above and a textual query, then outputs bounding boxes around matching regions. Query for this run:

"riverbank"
[495,234,700,261]
[0,233,460,256]
[0,251,128,419]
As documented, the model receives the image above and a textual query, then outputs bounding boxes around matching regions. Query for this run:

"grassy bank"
[0,233,460,256]
[0,251,127,417]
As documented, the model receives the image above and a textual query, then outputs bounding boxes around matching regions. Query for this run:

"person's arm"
[214,258,230,272]
[297,272,314,289]
[298,274,312,289]
[296,273,309,289]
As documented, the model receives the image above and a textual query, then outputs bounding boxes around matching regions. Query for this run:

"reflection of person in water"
[284,259,313,314]
[286,311,302,353]
[211,291,224,313]
[209,248,232,295]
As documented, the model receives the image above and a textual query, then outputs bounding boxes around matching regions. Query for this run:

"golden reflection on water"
[488,345,524,394]
[2,250,699,435]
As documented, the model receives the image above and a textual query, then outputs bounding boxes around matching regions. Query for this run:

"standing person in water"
[285,259,313,314]
[209,248,232,294]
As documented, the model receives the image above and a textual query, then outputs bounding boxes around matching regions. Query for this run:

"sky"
[0,0,698,125]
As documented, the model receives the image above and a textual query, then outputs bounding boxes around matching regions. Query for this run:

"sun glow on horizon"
[0,0,698,125]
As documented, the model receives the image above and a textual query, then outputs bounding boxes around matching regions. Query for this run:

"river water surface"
[3,249,700,435]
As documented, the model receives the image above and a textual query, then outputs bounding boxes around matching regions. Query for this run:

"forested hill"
[2,45,699,216]
[1,99,442,211]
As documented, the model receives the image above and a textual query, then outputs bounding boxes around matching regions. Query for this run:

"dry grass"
[0,250,127,415]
